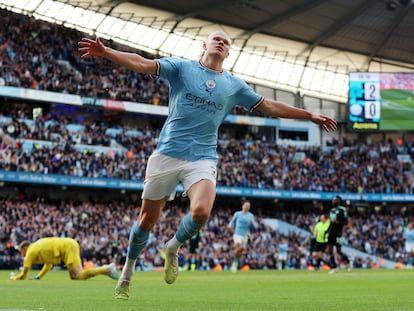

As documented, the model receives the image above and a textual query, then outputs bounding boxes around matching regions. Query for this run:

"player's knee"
[190,195,213,223]
[191,207,210,224]
[139,216,157,231]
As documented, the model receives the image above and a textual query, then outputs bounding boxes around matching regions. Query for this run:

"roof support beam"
[236,0,329,40]
[298,0,378,57]
[165,0,237,22]
[363,2,413,70]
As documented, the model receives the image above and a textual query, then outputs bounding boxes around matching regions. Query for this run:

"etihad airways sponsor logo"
[185,93,223,113]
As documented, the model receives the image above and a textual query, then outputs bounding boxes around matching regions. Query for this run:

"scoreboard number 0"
[364,101,380,119]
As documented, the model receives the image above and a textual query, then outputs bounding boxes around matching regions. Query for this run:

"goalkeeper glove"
[29,275,40,280]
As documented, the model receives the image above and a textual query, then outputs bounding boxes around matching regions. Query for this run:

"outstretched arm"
[35,263,53,279]
[78,37,157,75]
[256,98,337,132]
[11,266,29,280]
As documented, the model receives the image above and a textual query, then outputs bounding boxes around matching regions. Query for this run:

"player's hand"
[78,37,106,59]
[29,275,40,280]
[310,112,337,132]
[10,274,23,281]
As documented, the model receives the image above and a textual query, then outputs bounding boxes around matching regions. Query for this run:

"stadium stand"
[1,8,414,272]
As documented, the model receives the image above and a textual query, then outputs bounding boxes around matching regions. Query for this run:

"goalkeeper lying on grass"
[10,237,118,281]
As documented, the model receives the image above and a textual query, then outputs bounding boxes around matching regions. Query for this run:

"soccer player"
[186,230,203,271]
[326,195,351,273]
[311,213,330,269]
[228,200,256,272]
[404,222,414,263]
[277,236,289,270]
[78,31,337,300]
[10,237,118,281]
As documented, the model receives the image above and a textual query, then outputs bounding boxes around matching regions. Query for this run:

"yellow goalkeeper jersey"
[16,237,81,279]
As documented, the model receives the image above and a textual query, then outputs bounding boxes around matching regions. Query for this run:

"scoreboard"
[348,72,414,131]
[348,72,381,131]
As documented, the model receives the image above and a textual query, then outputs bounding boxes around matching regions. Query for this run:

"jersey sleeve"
[233,78,264,112]
[155,57,182,82]
[249,214,258,230]
[13,250,34,280]
[37,263,53,279]
[229,212,238,228]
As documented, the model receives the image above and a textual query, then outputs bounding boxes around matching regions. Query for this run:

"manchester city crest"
[206,79,216,89]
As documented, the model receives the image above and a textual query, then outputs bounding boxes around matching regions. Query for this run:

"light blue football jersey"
[229,211,255,236]
[155,58,263,162]
[405,227,414,243]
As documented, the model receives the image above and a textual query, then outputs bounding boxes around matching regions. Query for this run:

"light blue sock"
[175,213,203,243]
[127,221,150,260]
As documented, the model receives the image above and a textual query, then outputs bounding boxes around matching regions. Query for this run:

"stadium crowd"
[0,195,413,272]
[1,11,414,193]
[1,9,261,118]
[1,9,413,193]
[0,9,170,106]
[0,109,413,194]
[1,8,414,273]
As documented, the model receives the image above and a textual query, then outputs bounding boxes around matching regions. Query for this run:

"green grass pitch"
[380,89,414,130]
[1,269,414,311]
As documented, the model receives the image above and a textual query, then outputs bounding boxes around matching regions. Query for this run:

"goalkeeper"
[10,237,118,281]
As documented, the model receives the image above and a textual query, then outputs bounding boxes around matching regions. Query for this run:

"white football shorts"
[142,151,217,201]
[406,242,414,253]
[233,234,248,247]
[278,253,288,261]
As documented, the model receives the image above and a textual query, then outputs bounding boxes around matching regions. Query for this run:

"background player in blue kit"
[228,200,256,272]
[78,31,337,300]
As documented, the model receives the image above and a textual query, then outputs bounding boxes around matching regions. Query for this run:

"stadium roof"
[127,0,414,68]
[3,0,414,103]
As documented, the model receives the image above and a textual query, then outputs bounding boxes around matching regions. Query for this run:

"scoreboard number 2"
[364,82,380,101]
